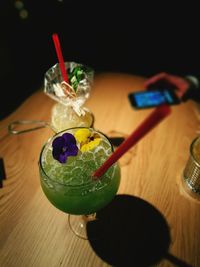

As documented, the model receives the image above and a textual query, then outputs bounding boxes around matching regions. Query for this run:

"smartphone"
[108,137,125,147]
[128,89,180,109]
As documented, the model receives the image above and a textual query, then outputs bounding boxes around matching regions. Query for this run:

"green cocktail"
[39,127,121,238]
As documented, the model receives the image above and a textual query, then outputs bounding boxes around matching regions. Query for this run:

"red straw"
[93,104,171,178]
[52,33,69,84]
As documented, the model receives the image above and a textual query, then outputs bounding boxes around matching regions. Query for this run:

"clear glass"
[44,62,94,132]
[39,127,121,239]
[182,135,200,199]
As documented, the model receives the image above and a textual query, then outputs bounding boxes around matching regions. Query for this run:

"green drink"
[39,127,121,238]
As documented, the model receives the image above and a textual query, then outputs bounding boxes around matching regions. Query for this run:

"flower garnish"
[52,133,78,163]
[75,129,101,152]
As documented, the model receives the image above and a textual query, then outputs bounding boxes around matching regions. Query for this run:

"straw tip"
[91,172,101,180]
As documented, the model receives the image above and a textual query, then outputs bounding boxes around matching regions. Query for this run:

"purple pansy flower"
[52,133,78,163]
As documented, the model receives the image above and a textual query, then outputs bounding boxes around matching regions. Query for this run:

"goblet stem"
[68,213,96,240]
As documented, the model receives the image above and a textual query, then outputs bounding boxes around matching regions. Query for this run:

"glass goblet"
[38,127,121,239]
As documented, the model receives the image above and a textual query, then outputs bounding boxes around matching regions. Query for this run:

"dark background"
[1,1,199,119]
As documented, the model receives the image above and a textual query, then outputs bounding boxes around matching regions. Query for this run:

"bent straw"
[93,104,171,179]
[52,33,69,84]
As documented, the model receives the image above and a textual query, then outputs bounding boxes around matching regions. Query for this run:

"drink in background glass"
[39,127,121,239]
[183,135,200,199]
[44,62,94,132]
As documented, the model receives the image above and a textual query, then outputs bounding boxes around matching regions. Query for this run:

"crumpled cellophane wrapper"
[44,62,94,116]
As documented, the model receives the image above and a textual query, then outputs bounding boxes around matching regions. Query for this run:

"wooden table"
[0,73,200,267]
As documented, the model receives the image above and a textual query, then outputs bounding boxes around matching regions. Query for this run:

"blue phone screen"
[134,90,174,107]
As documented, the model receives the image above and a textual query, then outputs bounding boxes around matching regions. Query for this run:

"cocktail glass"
[38,127,121,239]
[44,62,95,132]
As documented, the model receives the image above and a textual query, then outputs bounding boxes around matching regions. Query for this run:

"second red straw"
[52,33,69,84]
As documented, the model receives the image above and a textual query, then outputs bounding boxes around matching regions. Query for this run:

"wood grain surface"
[0,73,200,267]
